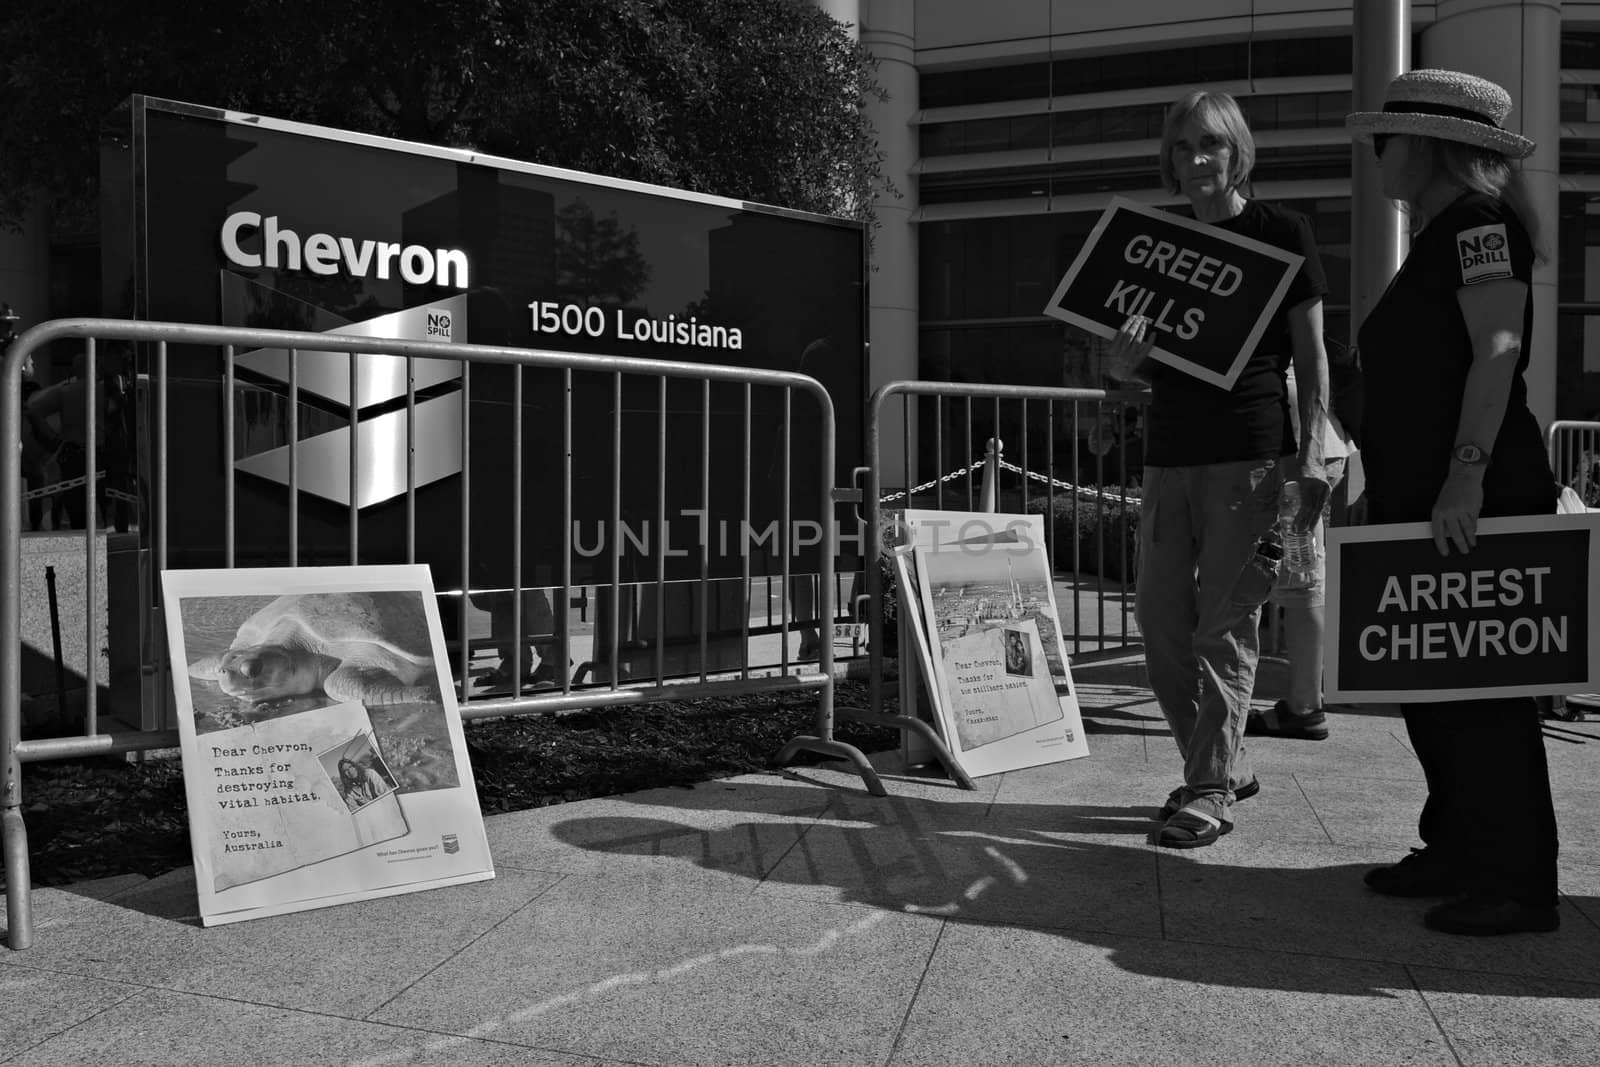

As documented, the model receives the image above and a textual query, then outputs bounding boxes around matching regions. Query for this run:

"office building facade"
[840,0,1600,437]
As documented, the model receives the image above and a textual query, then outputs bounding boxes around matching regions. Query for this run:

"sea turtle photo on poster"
[186,591,441,711]
[181,590,460,794]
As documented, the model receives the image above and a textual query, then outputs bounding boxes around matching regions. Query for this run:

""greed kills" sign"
[1043,197,1303,390]
[1326,515,1600,703]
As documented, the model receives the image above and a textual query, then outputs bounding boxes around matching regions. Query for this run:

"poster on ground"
[162,564,494,927]
[1042,196,1303,390]
[1326,514,1600,703]
[900,510,1088,776]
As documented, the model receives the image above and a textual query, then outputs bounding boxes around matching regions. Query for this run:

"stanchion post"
[979,438,1003,514]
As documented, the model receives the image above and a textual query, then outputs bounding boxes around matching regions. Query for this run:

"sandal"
[1156,809,1232,849]
[1246,700,1329,740]
[1156,778,1259,821]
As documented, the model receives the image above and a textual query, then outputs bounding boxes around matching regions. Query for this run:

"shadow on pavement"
[549,779,1600,1001]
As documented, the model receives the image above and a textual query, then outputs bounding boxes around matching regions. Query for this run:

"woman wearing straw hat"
[1347,69,1561,935]
[1108,89,1333,850]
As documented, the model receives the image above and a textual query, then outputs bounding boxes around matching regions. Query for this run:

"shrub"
[1026,491,1140,583]
[874,548,901,658]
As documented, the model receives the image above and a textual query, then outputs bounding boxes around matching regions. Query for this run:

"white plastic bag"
[1557,486,1594,515]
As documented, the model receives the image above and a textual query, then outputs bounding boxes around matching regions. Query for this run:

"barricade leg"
[870,611,977,789]
[3,805,32,950]
[839,707,976,791]
[773,735,887,796]
[773,678,887,796]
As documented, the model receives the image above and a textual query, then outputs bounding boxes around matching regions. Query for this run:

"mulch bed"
[5,679,900,889]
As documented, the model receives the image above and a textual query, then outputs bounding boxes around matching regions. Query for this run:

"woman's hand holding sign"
[1106,314,1156,384]
[1432,468,1484,556]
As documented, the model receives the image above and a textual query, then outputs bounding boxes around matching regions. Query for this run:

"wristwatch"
[1451,442,1488,465]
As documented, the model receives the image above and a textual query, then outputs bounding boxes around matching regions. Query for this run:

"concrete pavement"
[4,649,1599,1065]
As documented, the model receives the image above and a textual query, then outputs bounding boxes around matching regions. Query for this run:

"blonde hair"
[1430,140,1546,263]
[1159,90,1256,196]
[1401,137,1547,263]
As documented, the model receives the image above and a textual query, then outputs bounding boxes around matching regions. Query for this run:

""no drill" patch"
[1456,223,1513,285]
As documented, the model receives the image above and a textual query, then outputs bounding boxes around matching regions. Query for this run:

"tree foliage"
[554,200,651,305]
[0,0,889,233]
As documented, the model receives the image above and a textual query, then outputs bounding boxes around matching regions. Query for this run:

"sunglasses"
[1372,133,1392,158]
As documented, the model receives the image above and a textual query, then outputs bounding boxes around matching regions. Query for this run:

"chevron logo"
[233,295,468,508]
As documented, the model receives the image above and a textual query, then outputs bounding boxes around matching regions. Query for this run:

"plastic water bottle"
[1279,480,1323,587]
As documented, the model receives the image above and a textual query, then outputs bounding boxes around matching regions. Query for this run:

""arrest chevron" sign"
[1327,514,1600,702]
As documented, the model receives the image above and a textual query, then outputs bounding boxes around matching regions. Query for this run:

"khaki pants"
[1135,458,1284,823]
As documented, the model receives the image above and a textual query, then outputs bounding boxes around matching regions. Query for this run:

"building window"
[1562,31,1600,70]
[1559,84,1600,122]
[919,171,1052,206]
[1248,144,1357,187]
[1557,193,1600,420]
[1561,138,1600,175]
[920,114,1051,156]
[1249,36,1351,79]
[1246,91,1351,130]
[920,215,1079,321]
[920,203,1352,319]
[920,161,1150,205]
[921,92,1353,160]
[920,143,1350,206]
[920,36,1350,109]
[920,62,1051,108]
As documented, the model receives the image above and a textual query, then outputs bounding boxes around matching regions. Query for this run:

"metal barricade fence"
[1544,419,1600,722]
[1548,419,1600,506]
[3,317,879,951]
[852,380,1151,787]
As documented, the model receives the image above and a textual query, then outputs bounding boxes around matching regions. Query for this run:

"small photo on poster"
[320,732,400,815]
[1003,628,1033,677]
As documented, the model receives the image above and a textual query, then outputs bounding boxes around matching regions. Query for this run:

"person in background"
[1248,368,1355,740]
[1346,69,1561,935]
[484,587,565,690]
[1108,89,1332,849]
[25,349,100,529]
[24,344,133,531]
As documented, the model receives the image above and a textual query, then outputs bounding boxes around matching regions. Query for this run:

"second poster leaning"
[896,510,1089,778]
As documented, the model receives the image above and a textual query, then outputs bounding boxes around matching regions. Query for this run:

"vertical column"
[809,0,859,38]
[1351,0,1410,344]
[1424,0,1563,428]
[861,0,918,486]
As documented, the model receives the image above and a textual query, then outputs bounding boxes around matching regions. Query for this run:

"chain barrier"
[20,471,100,503]
[996,460,1138,503]
[874,460,985,503]
[873,458,1137,506]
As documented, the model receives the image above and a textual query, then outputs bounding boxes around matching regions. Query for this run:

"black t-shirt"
[1144,199,1327,466]
[1357,192,1556,518]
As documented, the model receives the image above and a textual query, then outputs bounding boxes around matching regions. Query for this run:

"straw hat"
[1346,69,1534,159]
